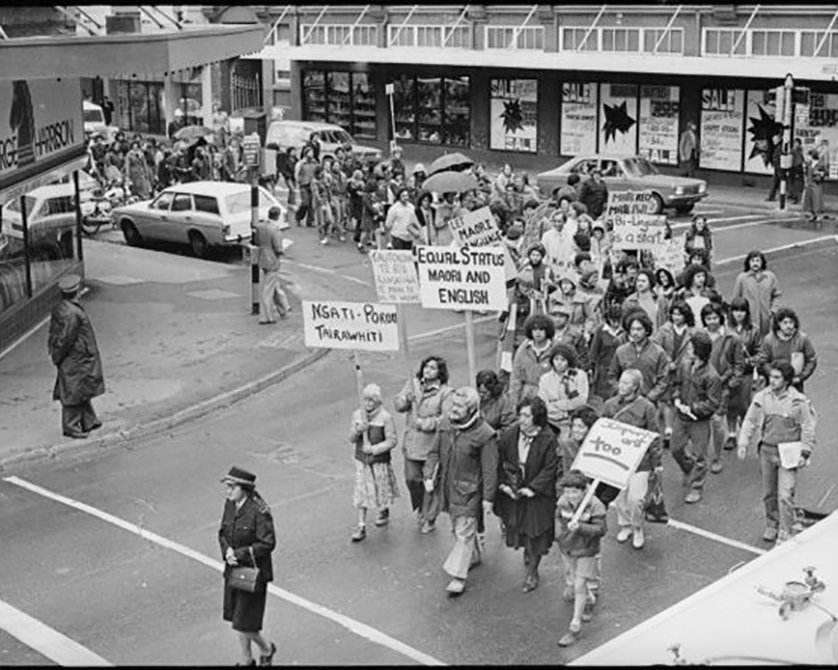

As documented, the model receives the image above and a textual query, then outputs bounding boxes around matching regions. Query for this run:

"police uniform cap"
[58,274,81,294]
[221,466,256,488]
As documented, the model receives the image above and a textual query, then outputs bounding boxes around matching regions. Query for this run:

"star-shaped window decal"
[501,98,524,135]
[602,101,636,143]
[747,104,784,167]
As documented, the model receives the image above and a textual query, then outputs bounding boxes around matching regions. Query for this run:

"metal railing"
[485,25,544,49]
[300,23,378,46]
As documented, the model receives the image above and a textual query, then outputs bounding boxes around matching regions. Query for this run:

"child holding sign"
[555,469,607,648]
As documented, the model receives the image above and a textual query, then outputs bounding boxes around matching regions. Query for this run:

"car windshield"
[84,109,104,123]
[333,129,353,145]
[4,195,37,214]
[623,157,659,177]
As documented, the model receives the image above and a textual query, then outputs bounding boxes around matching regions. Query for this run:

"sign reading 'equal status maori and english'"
[302,300,399,351]
[368,250,421,304]
[415,246,507,311]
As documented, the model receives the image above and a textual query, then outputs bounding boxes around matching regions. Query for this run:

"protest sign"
[368,250,421,303]
[449,206,518,283]
[609,213,668,251]
[302,300,400,352]
[415,245,507,311]
[570,418,658,490]
[605,190,659,217]
[655,237,686,275]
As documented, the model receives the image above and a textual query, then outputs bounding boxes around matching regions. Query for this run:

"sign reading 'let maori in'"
[302,300,400,351]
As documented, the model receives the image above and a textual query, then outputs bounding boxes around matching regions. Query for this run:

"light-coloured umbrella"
[422,170,479,194]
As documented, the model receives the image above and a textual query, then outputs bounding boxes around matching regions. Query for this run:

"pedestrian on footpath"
[48,274,105,439]
[737,361,817,545]
[679,122,698,178]
[766,136,783,202]
[348,383,400,542]
[426,387,498,597]
[494,396,559,593]
[731,250,782,339]
[603,369,662,550]
[218,467,277,667]
[670,331,722,505]
[802,148,827,221]
[255,206,290,325]
[393,356,454,534]
[555,469,607,648]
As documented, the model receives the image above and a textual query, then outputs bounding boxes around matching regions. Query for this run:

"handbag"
[228,546,260,593]
[644,469,669,524]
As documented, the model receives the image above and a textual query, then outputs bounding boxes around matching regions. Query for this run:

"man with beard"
[426,387,498,596]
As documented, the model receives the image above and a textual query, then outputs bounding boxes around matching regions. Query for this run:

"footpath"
[0,181,834,471]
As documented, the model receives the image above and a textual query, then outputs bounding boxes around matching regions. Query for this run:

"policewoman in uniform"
[219,467,278,666]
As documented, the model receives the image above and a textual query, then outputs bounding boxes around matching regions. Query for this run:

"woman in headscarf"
[348,383,400,542]
[494,396,559,593]
[219,467,277,667]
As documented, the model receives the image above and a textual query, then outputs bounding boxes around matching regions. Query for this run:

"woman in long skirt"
[349,383,400,542]
[494,396,559,593]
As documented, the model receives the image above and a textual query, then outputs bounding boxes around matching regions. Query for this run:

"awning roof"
[0,24,265,81]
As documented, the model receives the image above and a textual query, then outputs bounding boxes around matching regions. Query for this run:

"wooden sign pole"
[352,350,365,415]
[464,310,477,386]
[397,303,413,381]
[568,479,602,525]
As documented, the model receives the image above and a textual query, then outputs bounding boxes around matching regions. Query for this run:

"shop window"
[302,70,377,139]
[391,74,470,146]
[114,80,165,135]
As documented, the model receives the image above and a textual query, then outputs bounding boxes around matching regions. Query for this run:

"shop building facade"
[247,4,838,183]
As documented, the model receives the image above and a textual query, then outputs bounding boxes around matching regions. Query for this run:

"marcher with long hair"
[652,300,695,446]
[476,369,516,432]
[394,355,455,534]
[495,396,559,593]
[588,303,624,407]
[683,215,714,267]
[219,467,277,667]
[606,311,669,404]
[676,263,722,327]
[509,313,556,408]
[731,250,782,338]
[620,269,660,327]
[701,302,744,474]
[538,343,589,441]
[756,307,818,393]
[348,383,400,542]
[728,297,762,447]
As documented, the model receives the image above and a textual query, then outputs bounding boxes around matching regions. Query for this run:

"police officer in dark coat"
[219,467,278,666]
[48,274,104,439]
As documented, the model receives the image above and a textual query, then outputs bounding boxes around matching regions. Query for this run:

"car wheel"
[121,220,143,246]
[650,193,665,215]
[675,202,695,215]
[189,231,209,258]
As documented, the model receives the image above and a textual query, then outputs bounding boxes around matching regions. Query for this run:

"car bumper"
[666,192,708,206]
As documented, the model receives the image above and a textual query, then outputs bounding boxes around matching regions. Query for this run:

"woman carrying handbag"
[219,467,278,666]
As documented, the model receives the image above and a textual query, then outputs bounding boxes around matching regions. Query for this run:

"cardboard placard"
[302,300,399,351]
[570,418,658,490]
[415,245,507,311]
[368,250,421,304]
[449,206,518,284]
[654,237,686,275]
[609,213,668,251]
[605,190,660,217]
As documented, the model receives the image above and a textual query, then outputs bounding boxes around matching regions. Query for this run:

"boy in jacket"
[555,469,607,647]
[671,331,722,504]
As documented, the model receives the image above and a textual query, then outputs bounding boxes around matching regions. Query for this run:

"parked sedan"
[536,155,707,214]
[112,182,287,258]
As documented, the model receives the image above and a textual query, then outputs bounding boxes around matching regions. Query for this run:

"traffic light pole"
[250,166,260,315]
[779,73,794,211]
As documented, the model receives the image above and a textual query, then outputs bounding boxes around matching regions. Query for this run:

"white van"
[83,100,118,142]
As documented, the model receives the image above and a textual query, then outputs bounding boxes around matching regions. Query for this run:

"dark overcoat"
[494,426,558,543]
[218,495,276,584]
[48,298,105,406]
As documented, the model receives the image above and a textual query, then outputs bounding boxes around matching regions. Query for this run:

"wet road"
[2,208,837,665]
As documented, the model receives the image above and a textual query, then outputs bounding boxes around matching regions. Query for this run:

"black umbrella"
[427,152,474,176]
[422,170,479,194]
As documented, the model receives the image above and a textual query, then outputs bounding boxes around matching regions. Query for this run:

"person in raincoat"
[124,140,153,199]
[48,275,105,438]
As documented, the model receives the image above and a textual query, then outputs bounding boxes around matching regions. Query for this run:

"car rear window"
[4,195,37,214]
[194,195,220,215]
[44,196,76,215]
[84,109,104,123]
[225,190,276,215]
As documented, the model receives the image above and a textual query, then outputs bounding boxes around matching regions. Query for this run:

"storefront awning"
[0,24,266,81]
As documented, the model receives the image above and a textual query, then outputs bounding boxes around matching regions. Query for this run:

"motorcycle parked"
[81,181,140,236]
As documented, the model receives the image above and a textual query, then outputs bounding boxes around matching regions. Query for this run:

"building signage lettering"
[561,82,599,156]
[699,88,745,171]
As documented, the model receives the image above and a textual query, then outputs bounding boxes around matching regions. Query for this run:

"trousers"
[615,470,650,529]
[760,444,798,538]
[443,516,480,580]
[403,457,440,522]
[260,268,289,322]
[671,416,711,490]
[62,400,99,435]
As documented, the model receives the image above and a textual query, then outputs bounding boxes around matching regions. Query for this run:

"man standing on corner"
[255,205,291,324]
[48,274,105,439]
[426,387,498,597]
[679,122,698,178]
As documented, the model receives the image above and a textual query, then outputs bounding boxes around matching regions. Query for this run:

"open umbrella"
[427,152,474,176]
[422,170,478,194]
[174,124,214,142]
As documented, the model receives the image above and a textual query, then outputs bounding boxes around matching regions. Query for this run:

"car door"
[165,192,194,243]
[142,191,175,240]
[192,194,223,244]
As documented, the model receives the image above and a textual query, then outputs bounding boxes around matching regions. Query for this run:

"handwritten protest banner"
[368,250,421,303]
[605,190,660,217]
[609,213,668,251]
[570,418,658,489]
[449,206,518,283]
[415,245,507,311]
[302,300,399,352]
[654,237,686,275]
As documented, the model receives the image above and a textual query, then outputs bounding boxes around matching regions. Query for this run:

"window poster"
[560,82,598,156]
[699,88,745,171]
[490,78,538,153]
[638,85,680,165]
[599,83,638,156]
[745,89,782,175]
[795,91,838,178]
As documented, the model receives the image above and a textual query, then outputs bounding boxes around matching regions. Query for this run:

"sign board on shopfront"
[368,250,421,304]
[415,245,507,311]
[302,300,400,351]
[570,418,657,490]
[0,78,84,189]
[242,133,261,168]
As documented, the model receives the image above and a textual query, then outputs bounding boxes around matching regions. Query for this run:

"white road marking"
[715,234,838,266]
[408,315,496,342]
[0,598,112,666]
[667,518,766,556]
[817,484,835,508]
[4,476,446,667]
[285,261,371,287]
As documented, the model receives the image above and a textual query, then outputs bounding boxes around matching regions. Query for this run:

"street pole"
[386,83,397,155]
[250,166,260,315]
[779,73,794,211]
